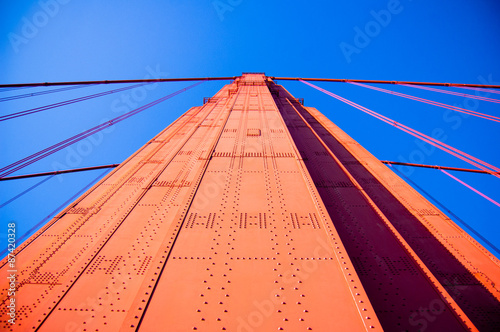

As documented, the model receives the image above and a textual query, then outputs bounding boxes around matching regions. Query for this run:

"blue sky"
[1,0,499,257]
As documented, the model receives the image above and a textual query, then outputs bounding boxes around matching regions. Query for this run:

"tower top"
[236,72,267,85]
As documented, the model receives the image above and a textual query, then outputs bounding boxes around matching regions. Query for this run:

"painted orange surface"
[0,74,498,331]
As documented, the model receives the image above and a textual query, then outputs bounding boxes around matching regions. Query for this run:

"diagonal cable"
[300,80,500,177]
[401,84,500,104]
[0,175,54,208]
[349,82,500,123]
[389,165,500,255]
[441,170,500,208]
[0,81,205,178]
[0,83,150,122]
[0,84,93,103]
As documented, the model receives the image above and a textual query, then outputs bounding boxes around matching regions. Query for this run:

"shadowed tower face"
[1,73,499,331]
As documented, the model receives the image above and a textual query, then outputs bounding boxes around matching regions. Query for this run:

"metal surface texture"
[1,74,499,331]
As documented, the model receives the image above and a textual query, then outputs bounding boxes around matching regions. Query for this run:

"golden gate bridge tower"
[1,73,499,331]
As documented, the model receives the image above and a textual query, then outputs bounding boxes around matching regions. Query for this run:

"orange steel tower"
[1,73,499,331]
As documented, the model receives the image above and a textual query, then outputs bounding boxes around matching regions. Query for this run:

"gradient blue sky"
[1,0,499,257]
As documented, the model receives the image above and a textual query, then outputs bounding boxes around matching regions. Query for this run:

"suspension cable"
[388,164,500,255]
[1,160,495,182]
[349,82,500,123]
[272,77,500,89]
[300,80,500,177]
[0,77,235,88]
[400,84,500,104]
[0,84,93,103]
[0,164,119,181]
[0,175,55,208]
[457,86,500,95]
[0,81,204,178]
[2,76,500,89]
[0,86,41,93]
[441,170,500,208]
[0,83,150,122]
[380,161,499,175]
[0,169,111,258]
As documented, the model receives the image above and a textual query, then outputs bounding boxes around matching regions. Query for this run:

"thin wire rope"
[319,90,499,174]
[300,80,500,177]
[305,80,499,173]
[389,165,500,255]
[0,86,35,93]
[401,84,500,104]
[0,164,119,181]
[0,83,149,122]
[349,82,500,123]
[0,82,201,176]
[0,83,193,177]
[0,175,55,208]
[441,170,500,208]
[380,160,499,175]
[0,81,205,178]
[0,169,111,258]
[0,84,92,103]
[0,77,235,88]
[457,86,500,96]
[3,76,500,89]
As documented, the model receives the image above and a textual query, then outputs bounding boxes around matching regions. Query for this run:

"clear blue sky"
[1,0,499,257]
